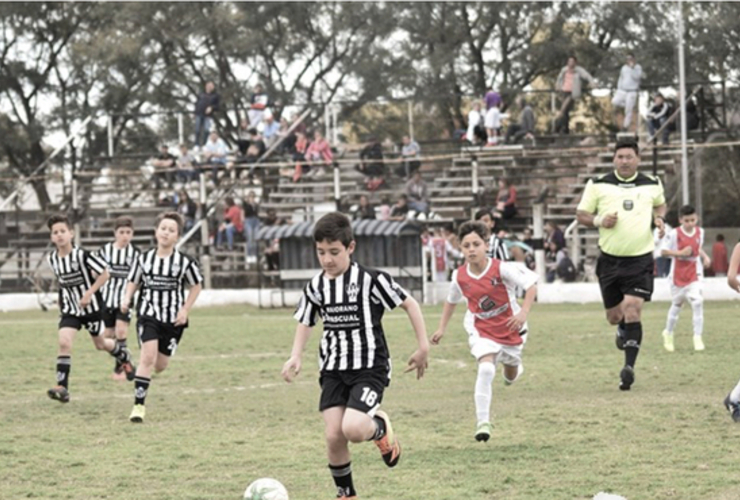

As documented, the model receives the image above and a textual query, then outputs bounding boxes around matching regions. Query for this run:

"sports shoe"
[373,410,401,467]
[47,385,70,403]
[662,330,675,352]
[615,327,625,351]
[120,360,136,381]
[693,336,705,351]
[619,365,635,391]
[129,404,146,423]
[724,395,740,422]
[112,371,126,381]
[337,497,358,500]
[475,421,492,442]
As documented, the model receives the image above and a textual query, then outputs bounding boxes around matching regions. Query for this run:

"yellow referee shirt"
[577,171,665,257]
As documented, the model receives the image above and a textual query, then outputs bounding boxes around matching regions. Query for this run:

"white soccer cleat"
[661,330,674,352]
[693,336,705,351]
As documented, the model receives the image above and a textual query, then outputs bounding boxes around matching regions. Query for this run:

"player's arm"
[699,248,711,268]
[506,284,537,332]
[282,323,312,383]
[399,296,430,379]
[576,180,617,228]
[653,203,667,237]
[175,283,201,326]
[81,268,110,308]
[727,243,740,293]
[431,301,457,345]
[120,281,138,314]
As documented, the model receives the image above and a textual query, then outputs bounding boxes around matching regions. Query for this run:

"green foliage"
[4,302,740,499]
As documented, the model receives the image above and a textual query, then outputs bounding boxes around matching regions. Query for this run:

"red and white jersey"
[427,237,462,273]
[447,258,538,346]
[664,226,704,287]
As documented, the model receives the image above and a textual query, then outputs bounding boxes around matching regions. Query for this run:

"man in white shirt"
[612,53,643,132]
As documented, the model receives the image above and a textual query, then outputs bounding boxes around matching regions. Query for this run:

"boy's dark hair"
[314,212,353,248]
[614,140,639,156]
[474,208,492,221]
[717,234,725,242]
[47,214,72,231]
[458,221,490,243]
[156,211,184,236]
[114,216,134,231]
[679,204,696,217]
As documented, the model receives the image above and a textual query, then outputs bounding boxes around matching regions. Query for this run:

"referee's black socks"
[623,322,642,368]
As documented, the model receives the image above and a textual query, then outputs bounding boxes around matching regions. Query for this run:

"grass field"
[4,301,740,500]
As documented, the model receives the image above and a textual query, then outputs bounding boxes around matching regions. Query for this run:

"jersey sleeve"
[293,282,321,326]
[500,262,538,291]
[84,250,107,276]
[576,179,598,213]
[662,229,678,253]
[653,177,666,206]
[446,270,465,304]
[127,255,143,284]
[371,271,408,311]
[184,258,204,286]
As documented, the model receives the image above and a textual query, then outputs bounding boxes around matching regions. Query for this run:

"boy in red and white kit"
[660,205,711,352]
[431,221,538,442]
[427,227,462,282]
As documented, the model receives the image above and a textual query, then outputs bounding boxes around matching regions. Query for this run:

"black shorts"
[596,251,654,309]
[102,307,132,328]
[136,317,186,357]
[59,313,104,337]
[319,366,390,414]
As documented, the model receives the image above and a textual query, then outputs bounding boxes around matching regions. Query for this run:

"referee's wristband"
[593,215,603,228]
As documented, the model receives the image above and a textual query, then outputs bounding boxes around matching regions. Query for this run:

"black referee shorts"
[596,251,655,310]
[319,365,390,415]
[102,307,132,328]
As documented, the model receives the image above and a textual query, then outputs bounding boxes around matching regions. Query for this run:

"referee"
[576,140,666,390]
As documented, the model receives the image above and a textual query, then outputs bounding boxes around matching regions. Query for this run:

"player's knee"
[478,362,496,378]
[92,336,107,351]
[154,356,169,373]
[605,311,622,325]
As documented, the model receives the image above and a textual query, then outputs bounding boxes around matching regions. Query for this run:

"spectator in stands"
[505,96,536,144]
[236,117,251,156]
[151,144,176,189]
[544,221,566,251]
[356,136,385,178]
[713,234,729,277]
[555,56,595,134]
[484,100,503,146]
[522,227,534,250]
[485,87,502,111]
[496,178,517,220]
[377,196,392,221]
[399,135,421,179]
[389,194,410,221]
[175,144,199,184]
[277,116,294,154]
[216,196,244,250]
[194,81,220,148]
[305,129,333,177]
[202,131,229,185]
[243,190,260,263]
[243,128,267,181]
[352,194,376,220]
[667,91,700,135]
[262,208,282,271]
[545,240,567,283]
[261,111,280,149]
[612,53,642,132]
[284,130,309,182]
[466,101,485,145]
[248,83,269,127]
[405,170,430,215]
[176,189,198,233]
[647,93,671,145]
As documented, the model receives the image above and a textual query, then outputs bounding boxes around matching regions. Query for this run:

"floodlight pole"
[677,0,690,205]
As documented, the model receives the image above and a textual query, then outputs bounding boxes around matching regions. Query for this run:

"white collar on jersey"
[466,257,492,281]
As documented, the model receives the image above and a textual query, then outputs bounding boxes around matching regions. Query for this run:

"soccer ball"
[243,478,289,500]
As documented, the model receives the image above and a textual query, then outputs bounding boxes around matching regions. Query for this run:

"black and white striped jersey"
[294,262,408,373]
[487,234,510,261]
[127,249,203,324]
[47,247,107,316]
[98,242,141,309]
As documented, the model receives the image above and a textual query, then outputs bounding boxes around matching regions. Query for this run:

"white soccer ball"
[244,478,289,500]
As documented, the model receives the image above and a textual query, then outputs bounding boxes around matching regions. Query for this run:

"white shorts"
[611,89,638,110]
[468,336,524,366]
[670,281,703,306]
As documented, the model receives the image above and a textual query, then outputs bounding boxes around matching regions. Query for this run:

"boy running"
[46,214,134,403]
[98,216,140,380]
[281,212,429,500]
[660,205,711,352]
[431,221,538,442]
[121,212,203,423]
[724,243,740,421]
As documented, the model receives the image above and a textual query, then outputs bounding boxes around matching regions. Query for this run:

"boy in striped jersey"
[98,216,140,380]
[46,214,135,403]
[121,212,203,423]
[281,212,429,500]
